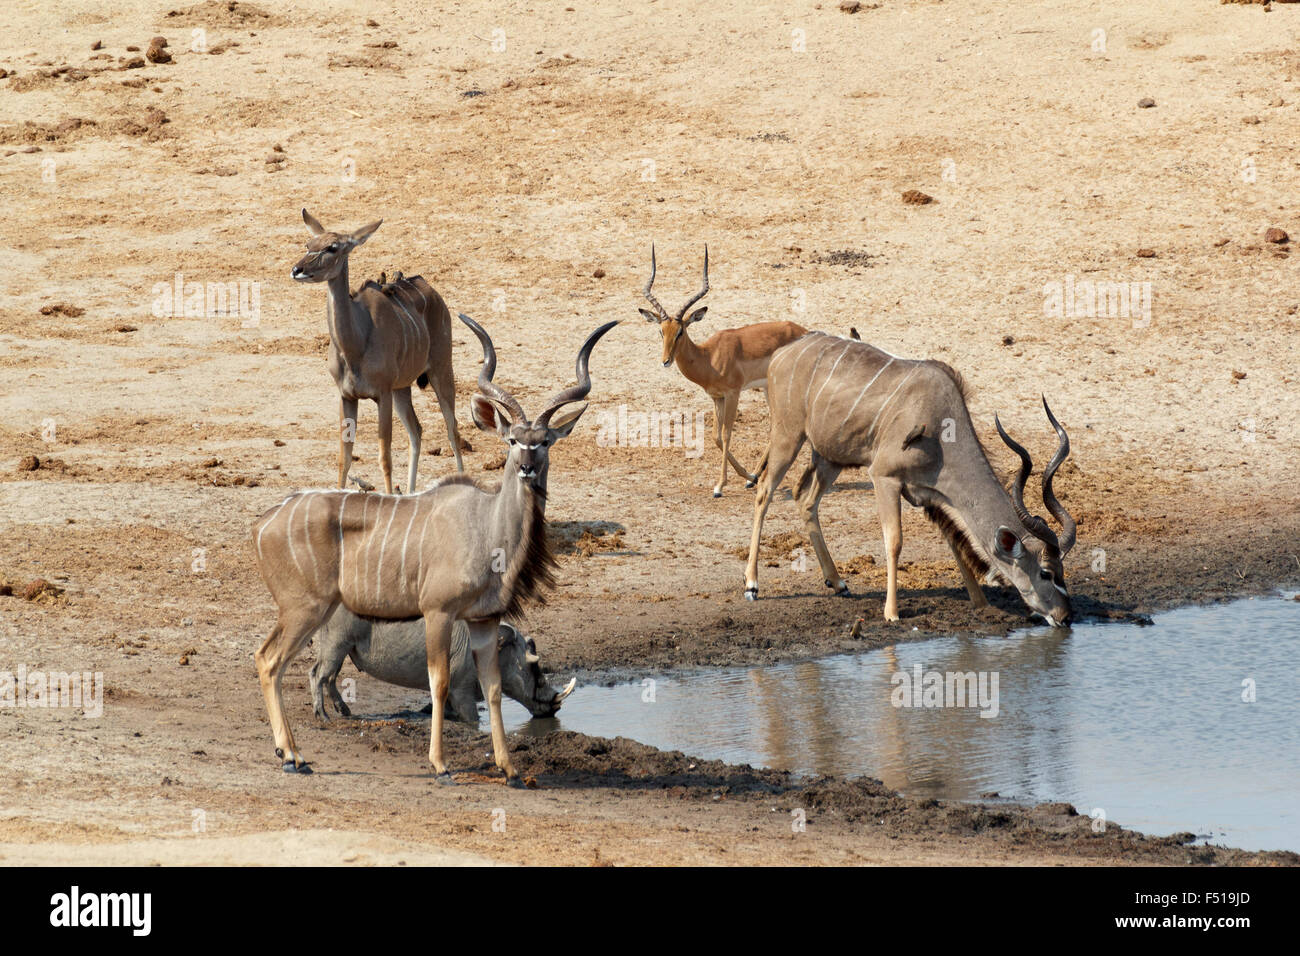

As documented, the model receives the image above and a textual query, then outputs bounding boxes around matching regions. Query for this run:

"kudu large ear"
[302,208,325,236]
[993,527,1024,560]
[684,306,708,325]
[471,394,513,437]
[547,403,588,439]
[350,219,383,246]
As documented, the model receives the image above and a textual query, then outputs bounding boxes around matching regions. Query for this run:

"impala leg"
[873,475,904,622]
[338,397,358,489]
[468,618,520,786]
[946,537,989,608]
[393,386,422,494]
[710,396,728,497]
[424,612,454,781]
[377,392,394,494]
[256,606,328,772]
[429,359,465,473]
[744,430,805,599]
[719,390,755,487]
[796,453,849,595]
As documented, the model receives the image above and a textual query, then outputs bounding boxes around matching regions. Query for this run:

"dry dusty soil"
[1,0,1298,865]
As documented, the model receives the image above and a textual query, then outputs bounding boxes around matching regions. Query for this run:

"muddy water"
[508,594,1300,851]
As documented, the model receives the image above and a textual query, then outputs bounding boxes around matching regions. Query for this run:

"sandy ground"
[1,0,1298,865]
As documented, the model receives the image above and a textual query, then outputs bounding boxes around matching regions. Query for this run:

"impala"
[638,245,808,496]
[743,331,1077,625]
[252,314,617,782]
[291,209,465,494]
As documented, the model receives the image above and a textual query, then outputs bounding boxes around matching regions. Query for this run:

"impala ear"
[548,403,588,438]
[471,394,513,436]
[994,526,1024,560]
[302,208,325,236]
[638,309,661,324]
[685,306,708,325]
[350,219,383,245]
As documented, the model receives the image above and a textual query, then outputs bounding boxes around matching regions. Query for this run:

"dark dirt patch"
[349,722,1298,866]
[813,249,880,269]
[161,1,283,28]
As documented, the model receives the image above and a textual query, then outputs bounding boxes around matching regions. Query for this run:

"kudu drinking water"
[252,314,617,782]
[743,332,1077,625]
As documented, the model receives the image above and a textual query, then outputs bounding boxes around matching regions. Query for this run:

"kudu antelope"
[252,314,617,781]
[743,332,1077,626]
[638,246,808,497]
[291,209,465,494]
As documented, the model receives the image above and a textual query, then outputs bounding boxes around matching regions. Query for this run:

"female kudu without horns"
[291,209,465,494]
[252,315,618,783]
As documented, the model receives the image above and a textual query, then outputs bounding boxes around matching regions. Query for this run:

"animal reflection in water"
[739,635,1071,795]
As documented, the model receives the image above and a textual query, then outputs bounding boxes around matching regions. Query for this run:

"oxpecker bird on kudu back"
[744,331,1077,626]
[252,315,617,782]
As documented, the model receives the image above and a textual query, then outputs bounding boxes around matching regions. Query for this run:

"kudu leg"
[795,453,849,595]
[468,618,520,786]
[428,358,465,473]
[338,396,358,489]
[377,391,395,494]
[424,612,454,781]
[392,386,422,494]
[256,606,328,772]
[744,431,805,599]
[873,475,904,622]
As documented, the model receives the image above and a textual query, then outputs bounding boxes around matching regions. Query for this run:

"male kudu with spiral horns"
[744,331,1077,626]
[252,314,618,783]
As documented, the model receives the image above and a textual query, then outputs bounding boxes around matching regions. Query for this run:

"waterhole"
[506,594,1300,851]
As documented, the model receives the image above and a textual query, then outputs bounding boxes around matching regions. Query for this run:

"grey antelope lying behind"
[638,246,808,497]
[253,314,617,781]
[291,209,465,494]
[744,331,1077,626]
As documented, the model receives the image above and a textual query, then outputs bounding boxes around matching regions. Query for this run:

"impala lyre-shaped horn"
[642,244,671,321]
[675,244,709,320]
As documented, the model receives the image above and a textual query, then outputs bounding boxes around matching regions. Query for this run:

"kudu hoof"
[745,475,758,488]
[283,761,313,774]
[744,586,758,601]
[826,580,852,596]
[712,490,722,499]
[506,776,526,790]
[433,771,456,786]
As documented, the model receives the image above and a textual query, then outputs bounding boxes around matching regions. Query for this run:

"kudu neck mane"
[910,394,1022,586]
[433,470,557,621]
[496,478,557,620]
